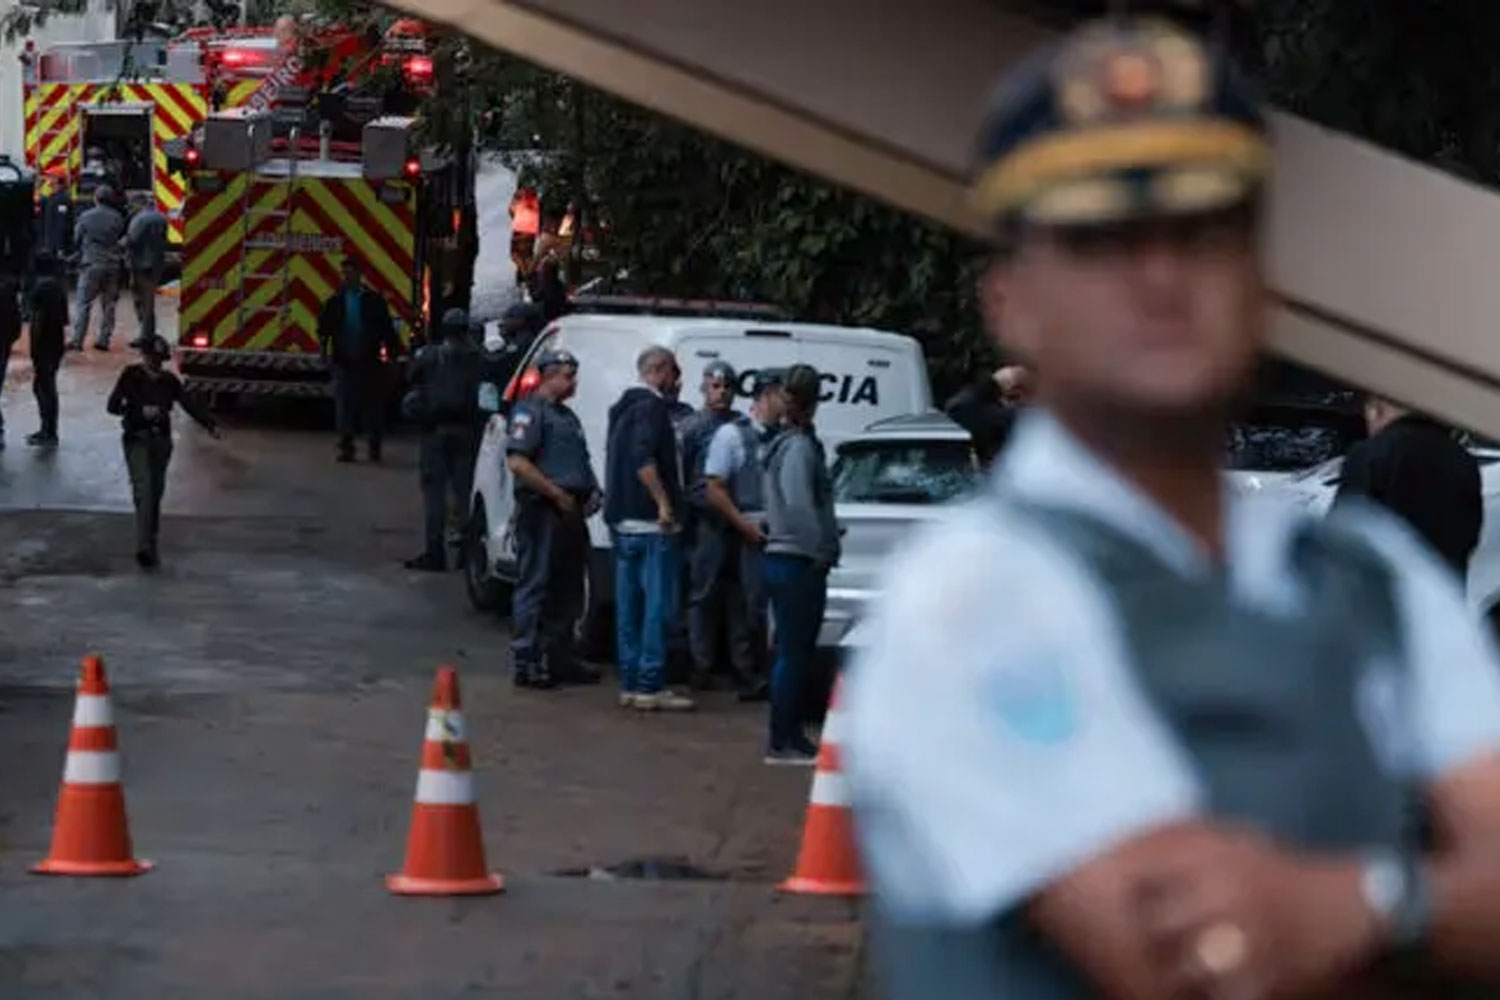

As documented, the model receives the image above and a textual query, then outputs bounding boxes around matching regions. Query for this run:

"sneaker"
[632,689,696,712]
[26,431,58,448]
[617,691,637,708]
[93,341,111,352]
[763,745,818,767]
[67,341,84,353]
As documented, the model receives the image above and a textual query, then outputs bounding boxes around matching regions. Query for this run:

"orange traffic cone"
[780,679,864,896]
[387,666,504,896]
[32,655,152,877]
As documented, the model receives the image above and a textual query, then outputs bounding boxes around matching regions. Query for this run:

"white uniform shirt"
[843,411,1500,925]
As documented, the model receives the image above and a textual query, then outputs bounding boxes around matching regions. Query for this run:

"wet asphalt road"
[0,310,867,998]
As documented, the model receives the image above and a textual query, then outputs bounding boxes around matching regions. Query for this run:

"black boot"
[514,663,558,690]
[336,436,355,463]
[551,657,602,686]
[403,552,446,572]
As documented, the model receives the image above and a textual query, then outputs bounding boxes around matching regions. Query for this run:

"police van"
[464,306,933,655]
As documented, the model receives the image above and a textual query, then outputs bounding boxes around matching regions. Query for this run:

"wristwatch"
[1361,848,1432,951]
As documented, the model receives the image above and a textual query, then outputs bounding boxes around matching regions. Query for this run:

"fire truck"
[20,19,437,251]
[174,26,475,401]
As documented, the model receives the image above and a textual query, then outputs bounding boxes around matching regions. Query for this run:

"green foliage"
[480,61,995,397]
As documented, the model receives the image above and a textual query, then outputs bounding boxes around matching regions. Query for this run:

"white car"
[822,412,981,648]
[1233,446,1500,626]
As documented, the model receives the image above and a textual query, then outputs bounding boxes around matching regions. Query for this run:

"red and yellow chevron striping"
[181,169,418,356]
[23,81,209,243]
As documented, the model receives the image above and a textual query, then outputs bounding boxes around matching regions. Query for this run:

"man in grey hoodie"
[69,187,125,352]
[761,363,840,764]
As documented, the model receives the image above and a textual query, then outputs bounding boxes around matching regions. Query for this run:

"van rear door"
[675,324,930,451]
[790,328,930,449]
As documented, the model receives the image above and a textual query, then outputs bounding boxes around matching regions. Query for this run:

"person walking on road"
[506,347,602,689]
[761,364,839,764]
[26,256,68,447]
[605,345,695,711]
[122,193,168,342]
[1335,395,1482,581]
[402,307,492,572]
[106,335,219,568]
[69,186,125,353]
[0,275,20,448]
[678,360,749,691]
[701,368,787,702]
[845,18,1500,1000]
[318,257,399,463]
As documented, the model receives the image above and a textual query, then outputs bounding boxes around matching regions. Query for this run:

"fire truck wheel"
[464,501,511,614]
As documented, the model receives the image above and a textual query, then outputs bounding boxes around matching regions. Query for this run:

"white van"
[464,310,933,654]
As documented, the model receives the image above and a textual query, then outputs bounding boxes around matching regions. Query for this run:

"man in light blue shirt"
[845,16,1500,1000]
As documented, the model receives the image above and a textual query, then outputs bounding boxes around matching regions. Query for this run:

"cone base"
[778,875,863,897]
[386,871,505,896]
[31,857,153,877]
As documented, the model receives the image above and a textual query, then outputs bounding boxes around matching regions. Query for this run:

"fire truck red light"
[402,158,421,179]
[191,334,209,348]
[185,148,201,166]
[404,56,433,78]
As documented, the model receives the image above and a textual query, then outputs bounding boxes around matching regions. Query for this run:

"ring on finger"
[1194,921,1249,978]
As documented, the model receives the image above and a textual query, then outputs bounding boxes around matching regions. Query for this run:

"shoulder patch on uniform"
[509,411,534,439]
[987,658,1079,746]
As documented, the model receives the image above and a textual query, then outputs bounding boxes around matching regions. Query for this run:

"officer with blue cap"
[506,345,602,688]
[845,16,1500,1000]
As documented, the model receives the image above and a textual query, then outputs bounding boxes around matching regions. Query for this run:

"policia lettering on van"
[735,369,881,407]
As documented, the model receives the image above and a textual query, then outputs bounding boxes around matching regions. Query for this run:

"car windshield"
[832,439,978,505]
[1226,407,1364,473]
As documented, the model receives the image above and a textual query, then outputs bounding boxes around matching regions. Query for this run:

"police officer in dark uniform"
[403,307,493,571]
[506,348,602,689]
[846,17,1500,1000]
[677,360,745,689]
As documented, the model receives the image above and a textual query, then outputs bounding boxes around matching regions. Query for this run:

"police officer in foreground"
[506,348,602,689]
[403,308,492,572]
[678,360,745,689]
[845,17,1500,1000]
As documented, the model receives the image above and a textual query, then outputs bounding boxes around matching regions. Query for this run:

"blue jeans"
[613,532,677,694]
[763,553,828,749]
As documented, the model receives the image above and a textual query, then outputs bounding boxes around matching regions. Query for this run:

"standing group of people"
[70,186,169,354]
[0,187,168,451]
[503,343,839,764]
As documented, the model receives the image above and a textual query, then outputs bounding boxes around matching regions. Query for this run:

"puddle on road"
[551,856,732,882]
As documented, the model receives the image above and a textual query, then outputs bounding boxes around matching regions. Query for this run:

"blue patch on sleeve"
[989,661,1079,746]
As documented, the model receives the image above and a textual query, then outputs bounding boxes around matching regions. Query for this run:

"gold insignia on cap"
[1024,176,1133,225]
[1056,19,1209,125]
[1154,166,1250,213]
[1104,51,1158,108]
